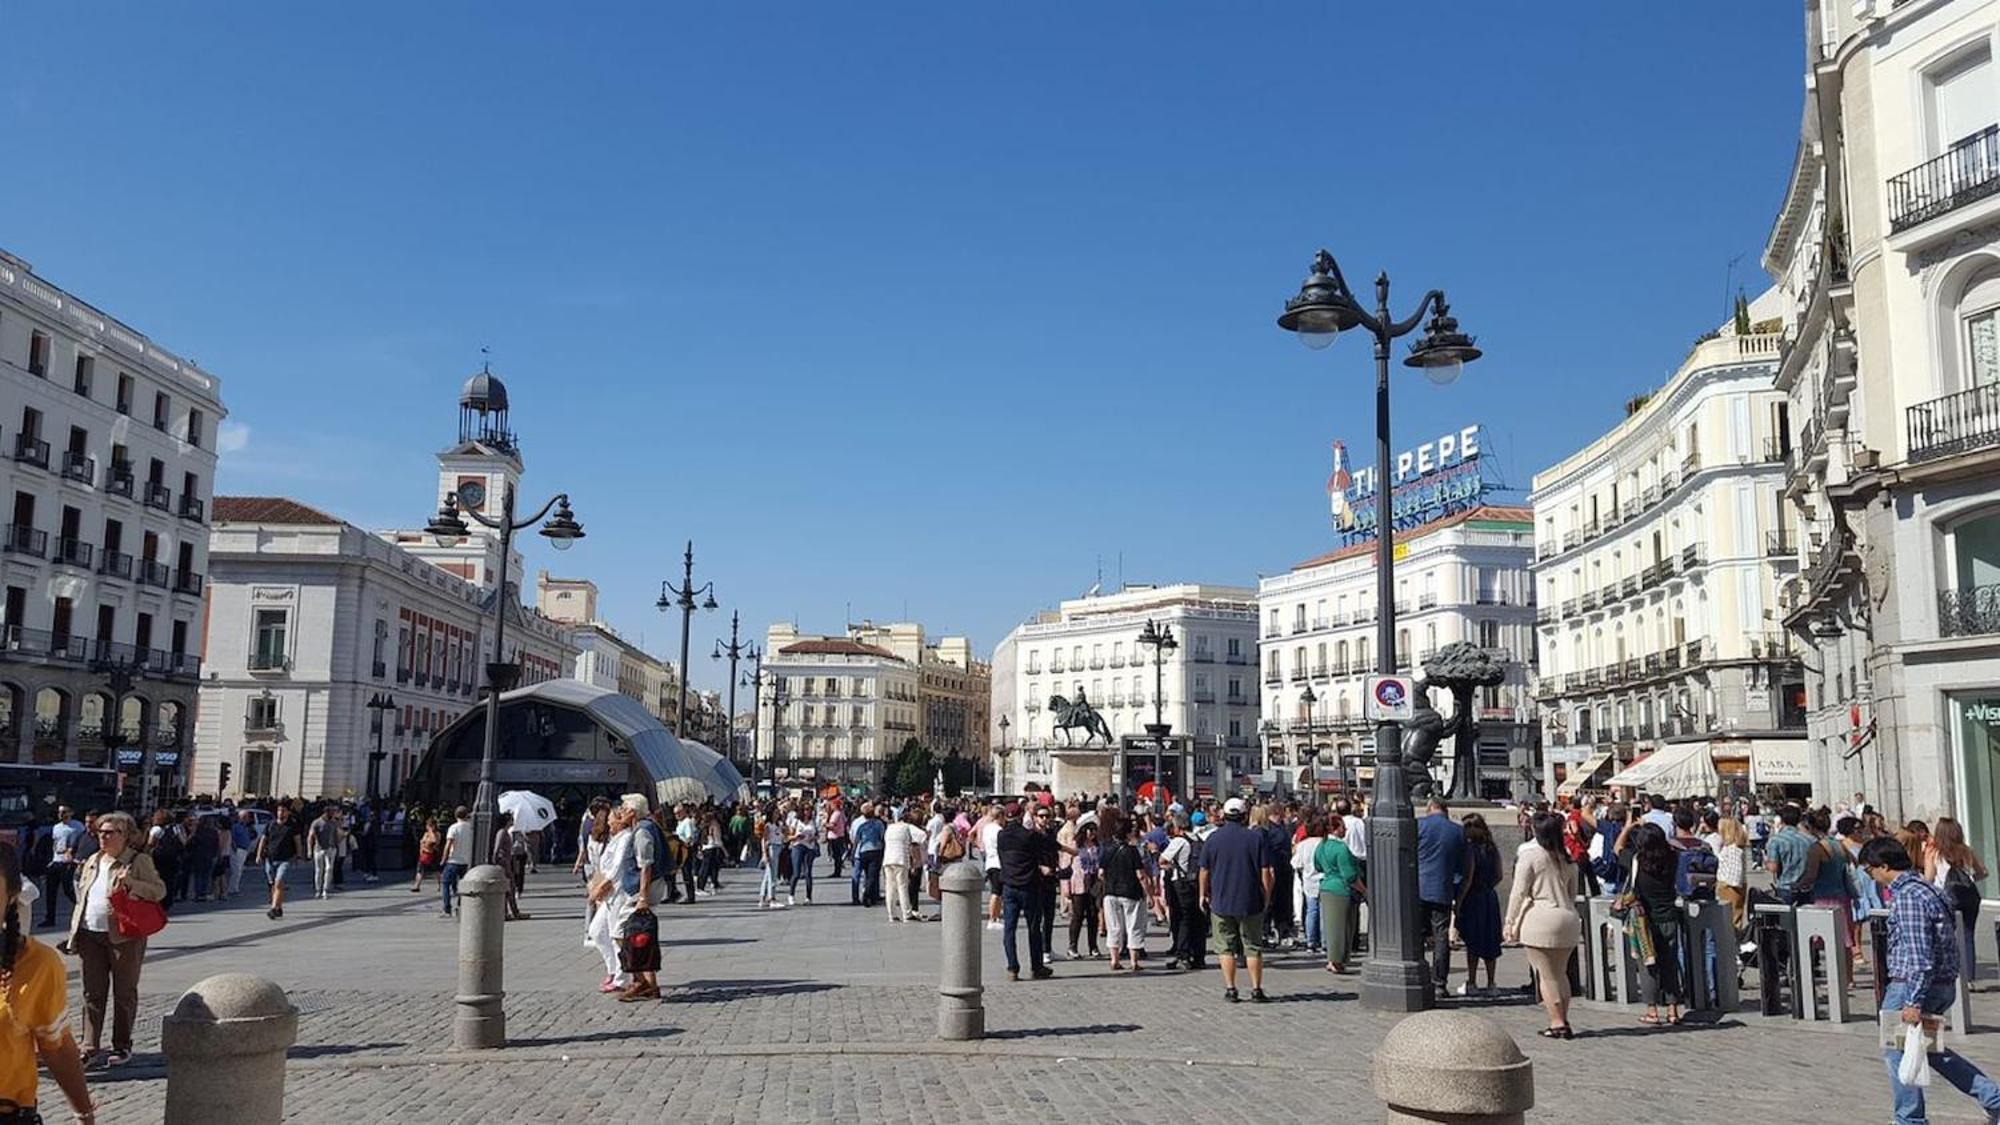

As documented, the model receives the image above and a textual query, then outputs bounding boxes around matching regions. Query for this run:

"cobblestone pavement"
[44,862,2000,1122]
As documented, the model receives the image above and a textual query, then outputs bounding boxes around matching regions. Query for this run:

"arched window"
[1942,506,2000,636]
[0,684,20,763]
[33,688,69,760]
[157,700,185,749]
[1949,262,2000,392]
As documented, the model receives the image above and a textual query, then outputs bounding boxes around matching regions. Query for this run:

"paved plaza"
[51,862,2000,1122]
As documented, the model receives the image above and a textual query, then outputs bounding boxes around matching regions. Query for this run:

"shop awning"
[1749,738,1812,786]
[1556,750,1615,797]
[1604,742,1718,798]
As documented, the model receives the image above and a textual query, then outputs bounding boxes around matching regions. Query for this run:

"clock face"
[457,480,487,511]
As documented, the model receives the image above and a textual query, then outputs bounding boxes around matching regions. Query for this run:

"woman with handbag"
[1503,813,1580,1039]
[1623,822,1686,1027]
[67,811,165,1070]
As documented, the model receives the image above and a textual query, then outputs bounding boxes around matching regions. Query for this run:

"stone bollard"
[937,861,985,1041]
[1373,1010,1534,1125]
[454,863,509,1050]
[162,973,299,1125]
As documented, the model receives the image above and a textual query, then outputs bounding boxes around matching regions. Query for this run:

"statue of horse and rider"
[1048,689,1113,746]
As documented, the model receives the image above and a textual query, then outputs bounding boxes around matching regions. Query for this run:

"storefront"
[1950,692,2000,898]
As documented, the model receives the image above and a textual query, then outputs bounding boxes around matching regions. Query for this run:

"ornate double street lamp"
[657,540,718,738]
[713,610,760,785]
[365,691,396,803]
[1277,248,1482,1013]
[426,483,585,868]
[994,714,1012,793]
[1299,682,1318,793]
[1135,618,1177,807]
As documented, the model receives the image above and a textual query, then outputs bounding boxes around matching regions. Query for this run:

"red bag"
[110,888,167,939]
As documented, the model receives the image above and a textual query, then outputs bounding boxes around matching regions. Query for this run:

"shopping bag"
[1898,1024,1932,1087]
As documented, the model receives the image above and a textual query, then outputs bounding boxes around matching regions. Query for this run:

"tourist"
[1290,810,1326,957]
[905,809,932,922]
[1715,816,1752,934]
[1623,822,1686,1026]
[1031,804,1061,960]
[996,802,1052,981]
[40,806,82,929]
[586,805,634,994]
[616,795,665,1002]
[0,842,96,1121]
[757,809,787,909]
[147,811,183,910]
[305,805,341,901]
[1314,813,1364,975]
[1455,813,1503,997]
[785,803,820,906]
[1199,797,1273,1003]
[228,810,258,899]
[1258,803,1296,949]
[1159,814,1203,969]
[1863,834,2000,1122]
[1101,816,1151,971]
[825,798,849,880]
[1805,807,1853,955]
[977,801,1004,930]
[698,812,727,892]
[493,812,532,921]
[1766,803,1819,904]
[187,813,221,903]
[1924,816,1989,983]
[884,809,919,922]
[1640,793,1676,835]
[852,802,885,908]
[1505,813,1580,1039]
[436,806,471,917]
[411,816,442,895]
[576,805,610,926]
[68,811,164,1069]
[1064,822,1102,960]
[1416,797,1466,993]
[256,803,302,920]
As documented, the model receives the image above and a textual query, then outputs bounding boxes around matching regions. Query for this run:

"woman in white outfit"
[586,806,635,995]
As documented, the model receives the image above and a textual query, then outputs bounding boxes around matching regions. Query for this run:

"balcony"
[1289,668,1309,683]
[52,537,93,569]
[11,435,48,471]
[48,635,90,663]
[1535,605,1558,625]
[97,550,132,580]
[103,463,134,498]
[1763,436,1789,464]
[1290,621,1309,636]
[1224,653,1250,666]
[1192,689,1215,703]
[1887,128,2000,233]
[1908,383,2000,464]
[1310,663,1329,680]
[179,495,205,522]
[1941,584,2000,638]
[1681,450,1699,475]
[1106,655,1125,668]
[1578,591,1599,613]
[1193,652,1217,664]
[1681,544,1705,569]
[173,570,204,596]
[59,450,94,485]
[3,525,46,558]
[248,651,290,673]
[1418,593,1438,610]
[143,481,172,511]
[1619,575,1640,598]
[1561,598,1578,618]
[372,659,387,679]
[244,718,284,740]
[1765,530,1797,557]
[1263,627,1281,640]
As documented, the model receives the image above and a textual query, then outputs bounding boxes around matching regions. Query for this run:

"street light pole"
[715,611,759,775]
[995,714,1011,794]
[426,483,584,868]
[658,540,717,739]
[366,691,396,803]
[1136,619,1178,808]
[742,654,777,796]
[1277,248,1482,1013]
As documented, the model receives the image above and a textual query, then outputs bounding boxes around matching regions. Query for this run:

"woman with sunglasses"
[65,811,165,1070]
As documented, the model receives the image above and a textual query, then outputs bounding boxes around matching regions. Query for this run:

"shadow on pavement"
[670,937,759,947]
[290,1041,409,1059]
[987,1023,1143,1040]
[509,1026,685,1048]
[669,980,842,1002]
[1261,991,1356,1004]
[1578,1018,1746,1039]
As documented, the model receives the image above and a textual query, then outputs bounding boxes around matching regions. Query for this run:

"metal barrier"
[1751,903,1801,1018]
[1682,899,1738,1014]
[1795,904,1850,1023]
[1582,896,1642,1008]
[1864,908,1971,1036]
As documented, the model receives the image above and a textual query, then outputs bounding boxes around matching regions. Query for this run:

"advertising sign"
[1328,424,1492,544]
[1365,675,1415,722]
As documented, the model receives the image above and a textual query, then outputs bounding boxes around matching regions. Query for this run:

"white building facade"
[1766,0,2000,883]
[756,629,921,793]
[1531,315,1808,799]
[0,250,224,798]
[1260,506,1539,800]
[535,572,680,728]
[194,373,576,800]
[989,584,1261,796]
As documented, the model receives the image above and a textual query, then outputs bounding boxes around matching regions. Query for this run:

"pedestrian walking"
[1314,814,1364,975]
[494,812,532,921]
[1416,797,1466,993]
[1101,816,1151,971]
[68,811,165,1069]
[1923,816,1988,984]
[0,841,97,1123]
[883,810,918,922]
[255,804,301,920]
[825,798,849,880]
[587,805,635,994]
[996,802,1052,981]
[187,813,220,903]
[1160,814,1204,969]
[40,807,82,930]
[437,805,471,916]
[1455,813,1504,997]
[785,804,820,906]
[146,811,183,911]
[1064,822,1102,959]
[615,796,666,1002]
[757,809,787,909]
[306,806,341,900]
[1505,813,1580,1040]
[1862,834,2000,1124]
[1199,797,1273,1003]
[228,810,256,898]
[851,802,885,907]
[412,817,442,894]
[1290,810,1326,957]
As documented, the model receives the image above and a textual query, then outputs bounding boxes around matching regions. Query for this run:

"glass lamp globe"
[1420,355,1463,385]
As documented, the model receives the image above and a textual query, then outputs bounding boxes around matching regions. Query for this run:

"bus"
[0,764,120,852]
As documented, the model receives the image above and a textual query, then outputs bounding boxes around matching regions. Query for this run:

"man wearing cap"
[1200,797,1274,1002]
[995,801,1055,981]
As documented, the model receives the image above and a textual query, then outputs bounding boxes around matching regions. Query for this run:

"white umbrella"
[497,790,557,833]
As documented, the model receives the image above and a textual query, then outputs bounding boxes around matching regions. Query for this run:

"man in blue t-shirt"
[1199,797,1275,1003]
[1416,797,1466,992]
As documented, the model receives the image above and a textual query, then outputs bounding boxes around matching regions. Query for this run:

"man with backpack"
[1160,814,1205,970]
[1670,808,1718,902]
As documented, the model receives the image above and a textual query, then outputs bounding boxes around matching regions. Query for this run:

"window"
[1478,620,1500,648]
[1962,271,2000,389]
[251,610,287,668]
[186,409,204,448]
[243,749,275,796]
[26,332,48,378]
[114,374,133,415]
[247,693,279,730]
[152,391,170,431]
[1929,47,1996,158]
[1226,637,1241,657]
[72,355,92,398]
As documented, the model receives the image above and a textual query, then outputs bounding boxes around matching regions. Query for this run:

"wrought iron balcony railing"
[1888,127,2000,233]
[1909,383,2000,464]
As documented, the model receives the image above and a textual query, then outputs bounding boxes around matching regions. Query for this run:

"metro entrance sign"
[1365,675,1415,722]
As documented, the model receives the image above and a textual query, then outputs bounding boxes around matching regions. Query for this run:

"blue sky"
[1,3,1804,694]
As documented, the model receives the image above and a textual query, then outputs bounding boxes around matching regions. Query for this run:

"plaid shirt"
[1886,870,1959,999]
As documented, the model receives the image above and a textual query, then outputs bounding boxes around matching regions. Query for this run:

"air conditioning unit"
[1853,447,1880,470]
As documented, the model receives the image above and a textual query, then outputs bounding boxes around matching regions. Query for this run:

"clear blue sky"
[1,3,1803,695]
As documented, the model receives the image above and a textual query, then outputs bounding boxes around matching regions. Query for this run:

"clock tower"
[403,366,525,590]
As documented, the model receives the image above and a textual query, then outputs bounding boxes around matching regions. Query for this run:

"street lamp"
[995,714,1012,793]
[366,691,396,803]
[656,540,717,738]
[1277,247,1481,1013]
[1136,618,1178,808]
[425,481,584,868]
[713,611,759,786]
[1299,682,1318,795]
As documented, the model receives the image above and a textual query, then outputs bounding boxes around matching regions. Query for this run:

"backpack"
[1675,843,1718,900]
[1944,861,1983,919]
[1590,826,1622,885]
[1185,830,1206,875]
[939,827,966,864]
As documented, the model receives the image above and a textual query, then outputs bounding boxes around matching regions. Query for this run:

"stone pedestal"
[162,973,299,1125]
[937,861,986,1040]
[453,863,509,1050]
[1372,1010,1534,1124]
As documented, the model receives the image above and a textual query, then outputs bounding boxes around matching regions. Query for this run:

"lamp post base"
[1362,721,1434,1014]
[1361,953,1434,1014]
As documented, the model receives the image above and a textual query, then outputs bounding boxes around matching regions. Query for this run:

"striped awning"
[1604,742,1718,798]
[1555,750,1615,797]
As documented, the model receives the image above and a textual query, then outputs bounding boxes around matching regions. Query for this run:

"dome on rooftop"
[460,370,509,413]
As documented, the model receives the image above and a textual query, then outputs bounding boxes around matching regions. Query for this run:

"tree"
[885,738,936,798]
[1421,642,1507,800]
